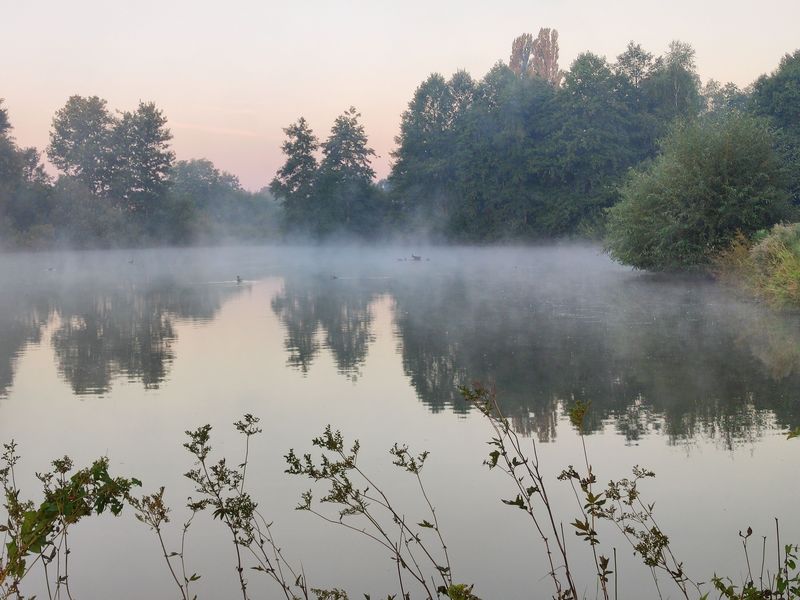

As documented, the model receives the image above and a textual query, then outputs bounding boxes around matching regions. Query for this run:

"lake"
[1,244,798,599]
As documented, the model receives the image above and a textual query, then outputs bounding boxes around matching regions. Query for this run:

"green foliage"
[0,441,140,598]
[47,95,115,196]
[389,38,703,241]
[109,101,174,219]
[751,49,800,205]
[606,113,791,270]
[273,107,388,238]
[270,117,320,231]
[165,159,280,243]
[715,223,800,307]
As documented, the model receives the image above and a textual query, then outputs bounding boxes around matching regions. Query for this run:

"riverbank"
[715,223,800,308]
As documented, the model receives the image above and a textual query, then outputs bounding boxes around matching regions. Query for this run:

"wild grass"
[714,223,800,308]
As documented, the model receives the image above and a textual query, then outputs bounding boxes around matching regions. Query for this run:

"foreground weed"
[0,441,139,600]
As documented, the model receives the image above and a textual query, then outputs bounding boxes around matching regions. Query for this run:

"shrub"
[606,113,792,270]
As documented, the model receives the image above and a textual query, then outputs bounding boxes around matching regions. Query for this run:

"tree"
[751,49,800,137]
[605,114,792,270]
[644,41,702,122]
[320,107,375,182]
[509,28,563,86]
[531,28,563,86]
[614,42,654,88]
[702,80,749,116]
[539,53,638,232]
[0,101,53,242]
[0,100,19,186]
[0,100,10,137]
[390,74,458,222]
[315,107,380,234]
[47,96,114,195]
[110,101,174,218]
[165,158,278,242]
[509,33,535,78]
[750,49,800,204]
[270,117,319,228]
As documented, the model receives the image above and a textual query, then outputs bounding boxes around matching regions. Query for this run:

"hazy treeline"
[2,30,799,248]
[273,32,800,242]
[0,97,280,248]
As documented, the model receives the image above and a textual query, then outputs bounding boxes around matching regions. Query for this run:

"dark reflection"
[0,290,50,397]
[1,247,798,444]
[270,250,800,445]
[395,265,800,445]
[271,275,380,380]
[0,249,248,396]
[50,282,242,394]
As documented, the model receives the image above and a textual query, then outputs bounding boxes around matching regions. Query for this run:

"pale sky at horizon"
[2,0,799,190]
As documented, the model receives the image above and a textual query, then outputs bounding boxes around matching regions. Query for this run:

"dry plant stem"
[414,471,452,581]
[631,496,695,598]
[743,534,754,583]
[180,513,196,600]
[776,518,781,583]
[353,463,450,592]
[62,523,74,600]
[578,435,610,600]
[198,459,249,600]
[155,526,189,600]
[335,449,449,596]
[396,519,408,599]
[483,395,578,599]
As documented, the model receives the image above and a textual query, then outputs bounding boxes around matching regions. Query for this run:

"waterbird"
[411,254,422,261]
[236,275,242,284]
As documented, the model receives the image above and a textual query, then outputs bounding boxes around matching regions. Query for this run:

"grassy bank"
[715,223,800,307]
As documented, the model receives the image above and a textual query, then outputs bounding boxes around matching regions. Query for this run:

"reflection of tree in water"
[271,275,377,380]
[51,283,240,394]
[390,266,800,445]
[0,291,51,397]
[267,257,800,445]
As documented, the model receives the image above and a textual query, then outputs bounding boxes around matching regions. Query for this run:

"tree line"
[2,29,799,255]
[272,31,799,250]
[0,97,280,248]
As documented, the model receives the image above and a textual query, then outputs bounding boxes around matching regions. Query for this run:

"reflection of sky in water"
[0,245,799,600]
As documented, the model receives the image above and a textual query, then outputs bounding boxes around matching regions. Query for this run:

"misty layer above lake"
[0,244,798,445]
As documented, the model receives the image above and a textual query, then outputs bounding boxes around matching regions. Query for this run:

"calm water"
[1,245,798,599]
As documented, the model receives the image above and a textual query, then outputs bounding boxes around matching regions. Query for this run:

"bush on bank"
[715,223,800,307]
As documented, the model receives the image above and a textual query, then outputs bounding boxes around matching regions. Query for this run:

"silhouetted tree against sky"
[314,106,382,235]
[109,101,174,219]
[47,95,115,197]
[270,117,319,230]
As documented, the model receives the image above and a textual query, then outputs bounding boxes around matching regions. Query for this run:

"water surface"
[1,245,798,599]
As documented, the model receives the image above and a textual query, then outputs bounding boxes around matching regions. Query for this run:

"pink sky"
[2,0,799,190]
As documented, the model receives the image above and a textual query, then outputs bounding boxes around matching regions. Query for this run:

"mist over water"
[1,244,799,599]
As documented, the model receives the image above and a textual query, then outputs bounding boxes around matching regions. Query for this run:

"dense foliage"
[272,35,749,241]
[715,223,800,306]
[605,114,792,270]
[270,108,389,238]
[0,97,279,248]
[2,31,800,255]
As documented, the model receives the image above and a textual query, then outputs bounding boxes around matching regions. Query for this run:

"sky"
[2,0,799,190]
